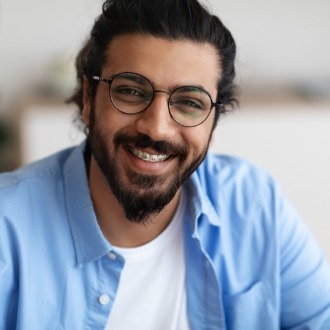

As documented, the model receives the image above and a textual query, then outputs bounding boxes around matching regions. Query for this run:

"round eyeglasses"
[92,72,222,127]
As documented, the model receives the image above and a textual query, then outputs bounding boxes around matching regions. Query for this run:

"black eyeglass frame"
[92,72,223,127]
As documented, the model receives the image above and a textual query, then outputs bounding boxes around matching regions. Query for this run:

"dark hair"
[68,0,237,128]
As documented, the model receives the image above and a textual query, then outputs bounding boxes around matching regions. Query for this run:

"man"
[1,0,329,329]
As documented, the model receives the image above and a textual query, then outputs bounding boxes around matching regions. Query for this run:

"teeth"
[128,146,170,162]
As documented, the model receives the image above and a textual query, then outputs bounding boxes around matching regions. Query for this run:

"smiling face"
[83,34,221,223]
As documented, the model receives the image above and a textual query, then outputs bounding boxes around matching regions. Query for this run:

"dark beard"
[87,109,210,224]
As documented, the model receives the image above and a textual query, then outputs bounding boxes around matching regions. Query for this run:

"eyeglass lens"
[109,73,212,127]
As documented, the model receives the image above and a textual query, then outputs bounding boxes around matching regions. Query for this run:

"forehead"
[103,34,221,94]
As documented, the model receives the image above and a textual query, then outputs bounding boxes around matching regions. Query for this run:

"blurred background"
[0,0,329,258]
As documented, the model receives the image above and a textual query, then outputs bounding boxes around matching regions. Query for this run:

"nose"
[135,92,176,141]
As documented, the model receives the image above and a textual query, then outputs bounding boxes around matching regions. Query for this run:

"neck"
[87,157,181,248]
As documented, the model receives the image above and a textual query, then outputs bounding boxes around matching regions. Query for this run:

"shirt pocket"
[223,281,276,330]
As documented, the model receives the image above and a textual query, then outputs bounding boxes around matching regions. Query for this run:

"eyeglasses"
[92,72,222,127]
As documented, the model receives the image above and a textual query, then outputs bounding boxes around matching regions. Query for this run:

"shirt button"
[99,294,110,305]
[108,252,117,260]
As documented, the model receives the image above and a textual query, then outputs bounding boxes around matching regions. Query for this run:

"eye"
[114,87,142,96]
[170,97,205,112]
[180,98,203,109]
[170,87,211,114]
[114,86,145,97]
[111,85,149,104]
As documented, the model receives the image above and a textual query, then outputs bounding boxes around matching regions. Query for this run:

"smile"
[127,146,170,163]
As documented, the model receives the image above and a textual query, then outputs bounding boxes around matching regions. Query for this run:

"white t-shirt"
[105,190,189,330]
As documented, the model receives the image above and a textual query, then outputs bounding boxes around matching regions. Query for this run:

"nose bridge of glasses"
[146,89,171,107]
[143,89,169,113]
[153,89,171,98]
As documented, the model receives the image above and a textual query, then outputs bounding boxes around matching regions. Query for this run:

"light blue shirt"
[1,142,330,329]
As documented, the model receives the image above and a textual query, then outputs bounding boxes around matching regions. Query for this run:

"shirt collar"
[63,141,112,266]
[185,155,223,231]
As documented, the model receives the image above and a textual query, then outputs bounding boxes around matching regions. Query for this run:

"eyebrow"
[110,72,209,92]
[119,73,147,84]
[176,86,207,93]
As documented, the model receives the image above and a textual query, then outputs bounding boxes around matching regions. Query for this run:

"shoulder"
[195,152,277,205]
[0,145,82,262]
[0,146,77,184]
[190,153,285,247]
[199,152,273,182]
[193,153,312,258]
[0,146,77,214]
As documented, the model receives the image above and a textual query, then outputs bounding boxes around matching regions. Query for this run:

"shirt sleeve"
[277,188,330,329]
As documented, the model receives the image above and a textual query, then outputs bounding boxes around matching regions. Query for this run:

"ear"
[82,76,91,126]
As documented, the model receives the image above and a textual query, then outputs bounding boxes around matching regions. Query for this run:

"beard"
[86,108,211,224]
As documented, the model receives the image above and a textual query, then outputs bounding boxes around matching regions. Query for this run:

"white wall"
[0,0,102,108]
[211,0,330,87]
[1,0,330,108]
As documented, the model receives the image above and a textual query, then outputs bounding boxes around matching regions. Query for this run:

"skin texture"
[82,34,221,247]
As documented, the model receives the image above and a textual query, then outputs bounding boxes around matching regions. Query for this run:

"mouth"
[126,145,171,163]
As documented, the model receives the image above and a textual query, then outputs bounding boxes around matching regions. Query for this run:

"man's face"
[83,34,220,223]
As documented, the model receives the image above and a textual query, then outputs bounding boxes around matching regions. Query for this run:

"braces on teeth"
[129,146,169,162]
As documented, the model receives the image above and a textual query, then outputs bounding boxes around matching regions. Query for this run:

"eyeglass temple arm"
[212,101,224,110]
[92,76,103,81]
[92,76,114,85]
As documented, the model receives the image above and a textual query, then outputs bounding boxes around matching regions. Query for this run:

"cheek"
[193,115,215,149]
[93,86,115,119]
[93,104,135,144]
[184,128,212,156]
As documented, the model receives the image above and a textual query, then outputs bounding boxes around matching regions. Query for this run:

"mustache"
[114,133,188,157]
